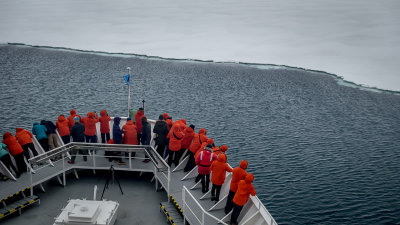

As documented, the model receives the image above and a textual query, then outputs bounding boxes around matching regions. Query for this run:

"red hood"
[100,110,107,116]
[199,128,206,135]
[126,120,134,125]
[207,138,214,145]
[240,160,248,169]
[163,113,169,120]
[58,115,66,122]
[184,126,194,134]
[245,173,254,184]
[217,153,227,163]
[220,145,228,152]
[3,132,12,140]
[180,119,186,125]
[16,128,24,133]
[88,112,95,118]
[70,109,76,115]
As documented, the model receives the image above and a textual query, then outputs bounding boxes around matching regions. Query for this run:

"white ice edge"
[0,0,399,92]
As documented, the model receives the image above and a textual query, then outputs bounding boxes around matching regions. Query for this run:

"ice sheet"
[0,0,399,91]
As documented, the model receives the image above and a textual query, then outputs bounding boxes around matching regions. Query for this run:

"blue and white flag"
[123,74,131,85]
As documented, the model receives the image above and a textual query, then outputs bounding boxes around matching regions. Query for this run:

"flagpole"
[127,67,131,117]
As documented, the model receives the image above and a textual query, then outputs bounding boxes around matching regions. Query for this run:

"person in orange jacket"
[82,112,99,143]
[134,108,145,144]
[56,115,70,144]
[225,160,248,214]
[15,128,38,160]
[184,128,207,172]
[181,124,195,150]
[122,118,138,145]
[2,132,26,173]
[210,153,233,202]
[167,124,184,167]
[99,110,111,143]
[213,144,228,158]
[67,109,82,129]
[231,173,256,225]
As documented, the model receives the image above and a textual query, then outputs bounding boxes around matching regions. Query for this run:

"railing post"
[29,165,33,196]
[129,152,132,169]
[182,187,186,223]
[167,167,171,203]
[92,148,96,168]
[62,152,66,186]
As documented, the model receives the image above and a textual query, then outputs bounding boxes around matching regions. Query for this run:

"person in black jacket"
[141,116,151,163]
[112,117,125,165]
[68,117,87,164]
[41,120,59,150]
[153,115,169,158]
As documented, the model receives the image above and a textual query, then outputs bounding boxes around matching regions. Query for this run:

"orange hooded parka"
[210,154,233,185]
[233,173,256,206]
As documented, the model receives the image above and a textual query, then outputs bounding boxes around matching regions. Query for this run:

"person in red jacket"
[210,153,233,202]
[82,112,99,143]
[195,144,217,193]
[99,110,111,143]
[134,108,145,144]
[225,160,248,214]
[167,124,184,167]
[184,128,207,172]
[56,115,71,144]
[231,174,256,225]
[2,132,26,173]
[181,124,195,150]
[67,109,82,129]
[15,128,38,160]
[122,118,138,145]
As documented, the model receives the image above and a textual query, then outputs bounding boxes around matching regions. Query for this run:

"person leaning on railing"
[225,160,248,214]
[0,142,21,178]
[230,173,256,225]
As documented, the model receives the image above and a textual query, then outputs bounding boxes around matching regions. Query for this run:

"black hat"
[190,124,195,129]
[159,115,164,120]
[139,107,144,111]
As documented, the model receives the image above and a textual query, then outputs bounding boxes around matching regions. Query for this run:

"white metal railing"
[182,186,228,225]
[27,143,171,196]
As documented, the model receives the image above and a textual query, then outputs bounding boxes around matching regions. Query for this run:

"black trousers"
[13,153,27,173]
[0,154,20,175]
[101,133,110,144]
[168,149,184,167]
[61,135,71,145]
[22,143,38,159]
[156,144,166,158]
[39,138,49,152]
[195,174,210,193]
[137,133,142,145]
[211,184,222,201]
[184,151,195,172]
[225,190,236,214]
[231,203,243,224]
[85,135,96,143]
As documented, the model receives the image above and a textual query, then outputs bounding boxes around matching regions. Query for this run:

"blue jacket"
[32,122,48,140]
[113,117,123,144]
[0,143,9,158]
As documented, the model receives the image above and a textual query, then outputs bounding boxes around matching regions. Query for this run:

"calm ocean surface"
[0,45,399,225]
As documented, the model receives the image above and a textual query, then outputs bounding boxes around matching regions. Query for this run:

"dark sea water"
[1,44,399,225]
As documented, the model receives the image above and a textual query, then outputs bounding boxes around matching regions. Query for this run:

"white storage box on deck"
[54,199,119,225]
